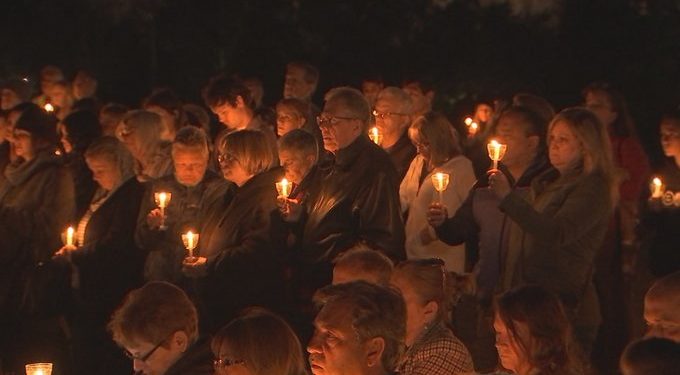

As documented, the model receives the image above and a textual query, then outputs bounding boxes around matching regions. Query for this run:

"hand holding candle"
[368,126,382,145]
[651,177,664,199]
[487,139,508,170]
[431,172,450,203]
[182,231,199,263]
[154,192,172,230]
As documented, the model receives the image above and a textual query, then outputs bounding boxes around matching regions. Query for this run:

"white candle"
[651,177,663,198]
[368,127,381,145]
[44,103,54,113]
[487,140,507,170]
[66,226,74,247]
[182,231,199,260]
[276,178,291,198]
[464,117,473,126]
[431,172,450,203]
[25,363,52,375]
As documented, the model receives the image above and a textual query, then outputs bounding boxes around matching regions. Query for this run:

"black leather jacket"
[300,135,406,265]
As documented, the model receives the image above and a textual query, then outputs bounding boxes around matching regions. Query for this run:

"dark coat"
[164,337,214,375]
[71,177,146,323]
[197,168,284,331]
[63,151,97,218]
[385,131,417,182]
[136,170,233,284]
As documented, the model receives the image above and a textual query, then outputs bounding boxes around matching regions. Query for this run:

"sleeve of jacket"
[134,183,165,250]
[435,188,478,246]
[356,171,406,261]
[498,174,610,247]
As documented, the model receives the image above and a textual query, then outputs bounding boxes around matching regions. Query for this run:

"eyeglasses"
[217,152,238,165]
[213,358,245,370]
[316,114,359,127]
[124,333,173,362]
[372,109,408,120]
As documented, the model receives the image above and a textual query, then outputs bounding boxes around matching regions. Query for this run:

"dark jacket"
[301,135,406,265]
[196,168,283,331]
[435,155,552,302]
[70,177,146,322]
[385,131,417,182]
[63,151,97,218]
[164,337,213,375]
[135,170,232,284]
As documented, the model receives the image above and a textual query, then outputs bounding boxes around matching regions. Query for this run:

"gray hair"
[375,86,413,115]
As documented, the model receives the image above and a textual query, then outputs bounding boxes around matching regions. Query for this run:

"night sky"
[2,0,679,162]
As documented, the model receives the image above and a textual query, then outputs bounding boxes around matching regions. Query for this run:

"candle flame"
[470,122,478,130]
[653,177,662,186]
[276,178,291,197]
[464,117,473,126]
[44,103,54,113]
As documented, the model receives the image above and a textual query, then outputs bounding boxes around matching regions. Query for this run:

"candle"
[487,139,508,170]
[651,177,663,199]
[464,117,473,126]
[431,172,450,203]
[25,363,52,375]
[368,127,382,145]
[66,226,74,247]
[182,231,199,262]
[468,121,479,136]
[276,178,291,198]
[44,103,54,113]
[154,192,172,230]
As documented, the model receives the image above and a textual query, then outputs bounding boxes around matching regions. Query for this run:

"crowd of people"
[0,62,678,375]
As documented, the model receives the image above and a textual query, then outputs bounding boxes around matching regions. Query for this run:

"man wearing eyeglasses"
[373,87,416,181]
[109,281,213,375]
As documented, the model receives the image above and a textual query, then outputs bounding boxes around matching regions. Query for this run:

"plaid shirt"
[398,321,474,375]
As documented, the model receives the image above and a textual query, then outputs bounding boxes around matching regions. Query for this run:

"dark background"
[1,0,679,163]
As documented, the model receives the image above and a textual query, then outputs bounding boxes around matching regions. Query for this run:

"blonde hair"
[118,109,164,162]
[549,107,618,205]
[393,258,453,322]
[219,129,273,175]
[408,112,461,167]
[84,136,134,181]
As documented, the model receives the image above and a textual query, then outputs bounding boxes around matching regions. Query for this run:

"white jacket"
[399,154,476,272]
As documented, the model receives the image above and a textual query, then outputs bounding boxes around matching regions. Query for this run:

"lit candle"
[25,363,52,375]
[487,139,508,170]
[368,127,382,145]
[464,117,473,126]
[182,231,199,262]
[276,178,291,198]
[154,192,172,230]
[468,121,479,136]
[66,226,74,247]
[431,172,450,203]
[44,103,54,113]
[651,177,664,199]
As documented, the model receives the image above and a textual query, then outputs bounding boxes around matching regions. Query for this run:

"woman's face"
[493,314,529,374]
[660,120,680,159]
[475,104,493,123]
[11,129,35,160]
[585,90,617,128]
[549,120,583,174]
[218,149,252,187]
[86,155,122,190]
[410,132,431,161]
[390,274,433,346]
[58,123,73,154]
[213,342,253,375]
[146,105,177,142]
[276,106,306,137]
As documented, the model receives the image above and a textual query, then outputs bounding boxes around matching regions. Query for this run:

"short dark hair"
[202,75,252,109]
[144,88,184,118]
[620,337,680,375]
[278,129,318,160]
[61,110,102,152]
[333,243,394,286]
[496,105,549,149]
[314,281,406,372]
[287,61,320,85]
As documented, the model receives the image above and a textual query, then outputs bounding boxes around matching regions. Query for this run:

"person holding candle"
[109,281,213,375]
[52,136,146,375]
[638,110,680,277]
[399,112,475,273]
[182,129,283,332]
[426,105,551,371]
[373,87,416,181]
[488,107,616,357]
[136,126,232,286]
[117,109,174,182]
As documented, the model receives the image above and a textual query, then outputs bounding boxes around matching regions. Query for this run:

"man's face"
[319,100,362,153]
[494,113,538,169]
[173,147,208,187]
[73,73,97,100]
[307,302,372,375]
[644,293,680,342]
[284,67,314,100]
[124,337,184,375]
[279,148,315,185]
[475,104,493,123]
[211,101,240,128]
[402,83,432,116]
[373,97,410,143]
